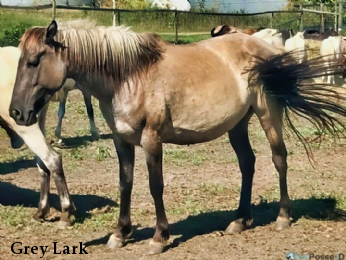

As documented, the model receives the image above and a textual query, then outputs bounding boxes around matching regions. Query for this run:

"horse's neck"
[68,72,114,102]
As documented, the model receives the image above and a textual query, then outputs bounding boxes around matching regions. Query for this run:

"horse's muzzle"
[10,108,37,126]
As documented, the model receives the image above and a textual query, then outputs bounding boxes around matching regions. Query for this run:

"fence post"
[112,0,116,26]
[117,10,120,26]
[320,3,325,33]
[299,3,304,31]
[270,12,274,28]
[51,0,56,20]
[335,0,338,31]
[339,0,343,31]
[174,10,179,43]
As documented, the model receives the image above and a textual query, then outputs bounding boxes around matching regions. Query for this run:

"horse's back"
[150,34,278,143]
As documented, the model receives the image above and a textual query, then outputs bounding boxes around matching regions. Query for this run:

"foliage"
[0,24,27,46]
[290,0,336,4]
[98,0,151,9]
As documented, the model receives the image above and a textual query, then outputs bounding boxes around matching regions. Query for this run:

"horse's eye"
[27,58,39,68]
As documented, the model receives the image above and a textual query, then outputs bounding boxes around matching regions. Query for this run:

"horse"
[284,31,307,63]
[211,26,294,49]
[211,25,264,37]
[304,28,339,41]
[0,46,75,229]
[49,78,99,142]
[9,21,346,255]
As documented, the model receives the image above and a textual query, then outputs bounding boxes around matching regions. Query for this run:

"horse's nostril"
[10,109,22,120]
[27,110,35,125]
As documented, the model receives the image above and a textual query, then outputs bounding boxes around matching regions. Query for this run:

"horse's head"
[10,20,67,126]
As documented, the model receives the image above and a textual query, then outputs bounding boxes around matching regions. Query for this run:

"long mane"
[19,20,165,90]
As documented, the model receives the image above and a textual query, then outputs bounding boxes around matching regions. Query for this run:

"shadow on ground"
[56,133,113,148]
[84,197,345,249]
[0,159,36,175]
[0,181,117,221]
[0,133,113,175]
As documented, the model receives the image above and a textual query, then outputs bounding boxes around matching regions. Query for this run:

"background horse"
[48,78,99,142]
[0,46,75,228]
[9,21,346,255]
[210,25,265,36]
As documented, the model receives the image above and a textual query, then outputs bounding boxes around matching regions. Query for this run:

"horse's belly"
[162,107,249,144]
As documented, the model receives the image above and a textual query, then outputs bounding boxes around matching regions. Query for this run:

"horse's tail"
[247,50,346,159]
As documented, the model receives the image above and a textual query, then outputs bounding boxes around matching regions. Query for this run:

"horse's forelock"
[19,27,46,51]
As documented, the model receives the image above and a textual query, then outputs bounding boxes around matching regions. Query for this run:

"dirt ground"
[0,91,345,260]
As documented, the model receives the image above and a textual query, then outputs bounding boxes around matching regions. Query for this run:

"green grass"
[163,147,210,166]
[94,145,113,161]
[0,147,34,163]
[0,205,32,229]
[199,182,225,195]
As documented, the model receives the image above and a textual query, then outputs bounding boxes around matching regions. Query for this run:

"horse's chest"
[115,118,136,135]
[112,103,144,144]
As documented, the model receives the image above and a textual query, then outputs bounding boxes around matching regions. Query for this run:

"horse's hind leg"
[82,90,100,140]
[55,94,67,142]
[225,109,256,234]
[255,100,291,230]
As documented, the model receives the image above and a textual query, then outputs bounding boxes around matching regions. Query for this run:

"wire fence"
[0,3,341,45]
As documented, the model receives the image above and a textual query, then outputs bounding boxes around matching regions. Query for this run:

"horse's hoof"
[91,132,100,141]
[107,234,124,249]
[57,220,71,229]
[224,221,246,234]
[275,220,291,231]
[32,208,50,221]
[147,239,165,255]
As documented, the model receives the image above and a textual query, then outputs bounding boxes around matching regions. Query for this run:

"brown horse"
[9,21,346,254]
[211,25,264,37]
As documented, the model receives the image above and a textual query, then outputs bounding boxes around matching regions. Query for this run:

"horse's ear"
[46,20,58,41]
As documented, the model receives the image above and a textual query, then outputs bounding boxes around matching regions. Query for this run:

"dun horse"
[9,21,346,254]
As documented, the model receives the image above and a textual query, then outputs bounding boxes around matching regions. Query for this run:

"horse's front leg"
[142,127,169,255]
[13,122,75,228]
[107,135,135,248]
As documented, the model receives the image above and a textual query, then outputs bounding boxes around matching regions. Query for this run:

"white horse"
[151,0,191,11]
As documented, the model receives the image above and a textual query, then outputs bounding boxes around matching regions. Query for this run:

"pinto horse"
[9,21,346,254]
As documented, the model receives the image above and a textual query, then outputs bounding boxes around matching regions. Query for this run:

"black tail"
[247,50,346,160]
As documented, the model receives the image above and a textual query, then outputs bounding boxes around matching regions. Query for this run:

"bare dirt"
[0,91,345,260]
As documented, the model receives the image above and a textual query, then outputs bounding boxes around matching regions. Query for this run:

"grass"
[0,147,34,163]
[0,205,32,229]
[95,145,113,161]
[163,147,209,166]
[199,182,225,195]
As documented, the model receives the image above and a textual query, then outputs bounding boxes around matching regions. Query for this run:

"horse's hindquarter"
[151,37,254,144]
